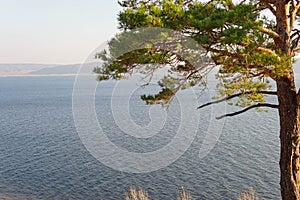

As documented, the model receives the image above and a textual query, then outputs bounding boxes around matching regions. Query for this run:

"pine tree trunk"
[277,76,300,200]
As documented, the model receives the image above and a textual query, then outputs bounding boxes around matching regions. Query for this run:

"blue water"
[0,76,280,199]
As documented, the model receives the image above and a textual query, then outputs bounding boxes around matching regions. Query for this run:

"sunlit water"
[0,76,280,199]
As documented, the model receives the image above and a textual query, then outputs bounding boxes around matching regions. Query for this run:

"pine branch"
[259,27,281,41]
[256,46,280,59]
[216,103,279,119]
[207,47,243,60]
[246,64,275,79]
[197,91,277,109]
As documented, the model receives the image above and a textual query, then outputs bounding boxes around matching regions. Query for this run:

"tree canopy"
[95,0,300,110]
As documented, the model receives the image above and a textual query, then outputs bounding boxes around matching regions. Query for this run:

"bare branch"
[291,36,300,55]
[260,2,276,15]
[293,47,300,53]
[183,0,193,6]
[248,71,265,77]
[197,91,277,109]
[291,0,300,31]
[259,0,276,4]
[216,103,279,119]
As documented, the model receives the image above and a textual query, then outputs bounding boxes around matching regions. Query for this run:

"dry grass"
[125,187,192,200]
[238,187,259,200]
[177,187,192,200]
[125,187,150,200]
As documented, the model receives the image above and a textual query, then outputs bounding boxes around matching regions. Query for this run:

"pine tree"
[94,1,300,199]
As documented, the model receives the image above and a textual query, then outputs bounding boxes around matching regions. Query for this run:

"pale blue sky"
[0,0,121,64]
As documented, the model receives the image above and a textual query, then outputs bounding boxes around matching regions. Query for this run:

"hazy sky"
[0,0,121,64]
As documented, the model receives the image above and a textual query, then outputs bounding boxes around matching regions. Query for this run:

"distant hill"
[0,64,59,75]
[29,64,80,75]
[29,62,101,75]
[0,62,102,76]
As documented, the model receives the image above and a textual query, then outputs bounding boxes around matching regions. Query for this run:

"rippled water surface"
[0,76,280,199]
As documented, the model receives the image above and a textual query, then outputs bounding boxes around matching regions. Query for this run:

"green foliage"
[95,27,210,104]
[141,87,174,105]
[94,0,295,107]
